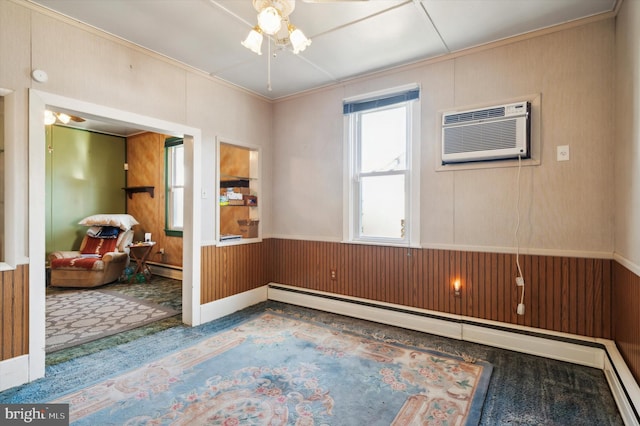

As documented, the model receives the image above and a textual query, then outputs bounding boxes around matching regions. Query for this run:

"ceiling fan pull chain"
[268,37,272,92]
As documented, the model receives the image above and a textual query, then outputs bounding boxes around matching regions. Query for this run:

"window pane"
[171,187,184,229]
[360,106,406,172]
[173,145,184,186]
[360,174,405,239]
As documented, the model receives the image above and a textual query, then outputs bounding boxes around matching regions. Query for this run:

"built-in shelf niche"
[218,140,260,243]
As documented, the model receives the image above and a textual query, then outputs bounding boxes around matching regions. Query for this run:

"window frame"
[165,137,184,237]
[343,85,421,247]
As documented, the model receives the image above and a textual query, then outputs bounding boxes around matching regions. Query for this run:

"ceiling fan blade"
[69,115,86,123]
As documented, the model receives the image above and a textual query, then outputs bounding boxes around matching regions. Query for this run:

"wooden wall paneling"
[475,252,483,319]
[467,251,477,318]
[202,244,271,305]
[552,257,561,330]
[585,258,595,336]
[436,249,444,313]
[413,248,422,311]
[220,144,250,178]
[446,250,454,314]
[246,240,612,339]
[418,249,426,309]
[528,254,536,325]
[613,262,640,383]
[465,251,473,316]
[517,253,526,325]
[1,269,13,360]
[489,252,497,322]
[559,257,568,331]
[127,132,183,267]
[569,257,578,334]
[201,245,210,303]
[497,252,504,322]
[0,265,28,361]
[543,255,554,331]
[602,259,612,338]
[421,249,430,310]
[577,258,587,335]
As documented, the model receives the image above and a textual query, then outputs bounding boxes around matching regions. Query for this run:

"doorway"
[28,90,202,383]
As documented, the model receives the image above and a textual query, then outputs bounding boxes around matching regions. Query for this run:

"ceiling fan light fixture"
[288,24,311,54]
[257,6,282,35]
[56,112,71,124]
[44,110,56,125]
[242,26,264,55]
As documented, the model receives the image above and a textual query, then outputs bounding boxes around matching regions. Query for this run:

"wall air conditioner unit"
[441,101,530,164]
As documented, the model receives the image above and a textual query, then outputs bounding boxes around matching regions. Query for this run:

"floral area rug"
[52,310,492,425]
[46,289,179,353]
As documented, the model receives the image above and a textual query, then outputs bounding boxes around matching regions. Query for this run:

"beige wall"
[615,0,640,269]
[273,19,616,257]
[0,0,272,250]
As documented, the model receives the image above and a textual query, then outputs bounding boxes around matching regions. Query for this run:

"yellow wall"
[45,126,126,258]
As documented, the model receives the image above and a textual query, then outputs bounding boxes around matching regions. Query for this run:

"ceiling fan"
[44,110,86,125]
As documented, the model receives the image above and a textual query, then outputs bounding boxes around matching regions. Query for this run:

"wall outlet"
[330,269,337,280]
[557,145,570,161]
[158,248,165,254]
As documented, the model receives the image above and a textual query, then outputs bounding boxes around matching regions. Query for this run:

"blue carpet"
[0,301,624,425]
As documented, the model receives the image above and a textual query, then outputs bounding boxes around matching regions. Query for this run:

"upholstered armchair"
[48,214,138,288]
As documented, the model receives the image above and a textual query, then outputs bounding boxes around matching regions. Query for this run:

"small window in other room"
[343,85,420,246]
[165,137,184,236]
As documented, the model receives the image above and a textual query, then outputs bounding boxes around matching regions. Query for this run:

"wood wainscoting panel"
[613,262,640,382]
[268,239,613,339]
[127,132,183,267]
[0,265,28,361]
[200,242,270,304]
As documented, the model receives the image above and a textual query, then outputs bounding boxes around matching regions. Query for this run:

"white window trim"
[343,85,421,247]
[166,142,184,232]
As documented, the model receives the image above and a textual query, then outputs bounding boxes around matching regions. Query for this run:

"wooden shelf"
[123,186,154,199]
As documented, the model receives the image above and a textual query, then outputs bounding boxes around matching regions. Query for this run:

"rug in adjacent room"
[52,310,493,425]
[46,289,180,352]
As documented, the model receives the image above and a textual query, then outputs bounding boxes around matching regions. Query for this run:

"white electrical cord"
[515,155,525,314]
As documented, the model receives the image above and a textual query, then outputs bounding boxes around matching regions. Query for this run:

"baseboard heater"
[267,283,640,425]
[147,261,182,280]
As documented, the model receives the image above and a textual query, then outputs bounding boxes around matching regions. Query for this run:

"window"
[344,86,420,245]
[165,137,184,236]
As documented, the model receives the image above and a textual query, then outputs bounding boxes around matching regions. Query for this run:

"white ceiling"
[30,0,617,102]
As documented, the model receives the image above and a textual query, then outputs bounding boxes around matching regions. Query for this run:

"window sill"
[164,230,183,237]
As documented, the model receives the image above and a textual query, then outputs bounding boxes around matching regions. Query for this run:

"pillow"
[79,214,139,231]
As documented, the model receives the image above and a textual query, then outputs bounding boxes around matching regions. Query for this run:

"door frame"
[28,89,202,382]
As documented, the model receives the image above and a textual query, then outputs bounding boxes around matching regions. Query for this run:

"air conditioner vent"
[443,106,505,125]
[444,120,516,154]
